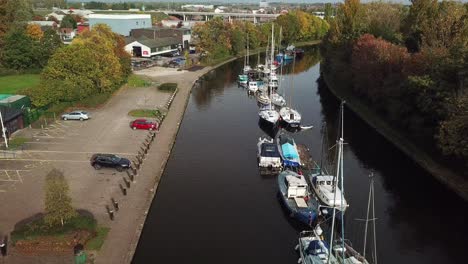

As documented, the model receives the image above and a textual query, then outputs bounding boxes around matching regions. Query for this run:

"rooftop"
[89,14,151,20]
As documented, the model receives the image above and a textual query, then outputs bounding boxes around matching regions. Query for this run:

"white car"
[61,111,89,121]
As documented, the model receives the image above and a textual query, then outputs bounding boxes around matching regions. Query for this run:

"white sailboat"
[259,24,279,125]
[310,102,349,212]
[279,44,302,128]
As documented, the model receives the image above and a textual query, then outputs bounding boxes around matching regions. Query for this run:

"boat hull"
[277,172,319,227]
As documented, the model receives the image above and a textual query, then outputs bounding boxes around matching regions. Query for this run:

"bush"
[158,83,177,92]
[11,213,96,244]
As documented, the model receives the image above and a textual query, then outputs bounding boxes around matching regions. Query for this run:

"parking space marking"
[1,158,89,163]
[22,150,137,156]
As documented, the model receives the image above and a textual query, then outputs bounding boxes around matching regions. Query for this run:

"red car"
[130,119,158,131]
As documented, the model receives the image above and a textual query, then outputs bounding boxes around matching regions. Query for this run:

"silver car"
[61,111,89,121]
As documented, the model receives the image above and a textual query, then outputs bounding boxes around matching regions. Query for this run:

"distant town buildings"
[88,14,152,36]
[181,4,214,11]
[259,0,269,8]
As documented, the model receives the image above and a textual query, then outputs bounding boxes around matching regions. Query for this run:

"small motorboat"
[248,81,259,93]
[238,74,248,85]
[276,134,301,167]
[257,137,282,175]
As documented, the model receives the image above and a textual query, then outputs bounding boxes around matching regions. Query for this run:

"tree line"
[193,10,329,62]
[0,0,131,109]
[321,0,468,170]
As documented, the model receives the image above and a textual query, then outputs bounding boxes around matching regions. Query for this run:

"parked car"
[62,111,89,121]
[130,119,158,131]
[90,154,131,171]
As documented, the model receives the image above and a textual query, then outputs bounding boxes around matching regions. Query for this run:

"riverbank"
[95,59,239,263]
[97,42,322,263]
[321,70,468,201]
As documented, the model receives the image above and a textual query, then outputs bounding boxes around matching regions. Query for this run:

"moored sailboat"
[310,102,349,213]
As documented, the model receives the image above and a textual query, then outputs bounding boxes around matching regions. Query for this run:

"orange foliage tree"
[26,23,43,40]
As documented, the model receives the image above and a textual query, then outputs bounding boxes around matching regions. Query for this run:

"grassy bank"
[322,70,468,201]
[0,74,40,94]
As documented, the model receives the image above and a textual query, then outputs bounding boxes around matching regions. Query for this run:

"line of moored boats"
[238,25,377,264]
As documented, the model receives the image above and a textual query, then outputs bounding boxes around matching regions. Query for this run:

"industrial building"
[88,14,152,36]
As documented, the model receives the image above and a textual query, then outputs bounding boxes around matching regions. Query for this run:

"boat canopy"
[286,175,307,187]
[282,143,299,160]
[306,239,330,256]
[314,175,335,183]
[261,143,280,158]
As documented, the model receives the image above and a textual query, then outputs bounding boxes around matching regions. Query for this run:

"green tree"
[437,94,468,160]
[276,12,300,44]
[37,27,63,68]
[1,26,37,70]
[44,169,76,227]
[60,14,77,29]
[324,3,334,21]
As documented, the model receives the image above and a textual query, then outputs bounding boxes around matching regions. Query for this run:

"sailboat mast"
[270,24,275,69]
[371,175,378,264]
[246,31,249,65]
[339,102,346,261]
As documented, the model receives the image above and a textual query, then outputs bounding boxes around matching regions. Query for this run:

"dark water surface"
[133,47,468,264]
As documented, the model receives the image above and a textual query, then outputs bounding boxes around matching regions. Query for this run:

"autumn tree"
[29,24,127,106]
[0,0,33,47]
[26,23,43,40]
[44,169,76,227]
[363,1,404,44]
[438,94,468,160]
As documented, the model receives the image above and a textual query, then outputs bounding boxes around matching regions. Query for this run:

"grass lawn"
[8,137,29,149]
[127,74,152,88]
[128,108,167,121]
[0,74,40,94]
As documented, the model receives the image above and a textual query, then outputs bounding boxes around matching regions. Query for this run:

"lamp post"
[0,111,8,148]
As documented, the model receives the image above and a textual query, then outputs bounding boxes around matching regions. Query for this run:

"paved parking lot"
[0,86,170,235]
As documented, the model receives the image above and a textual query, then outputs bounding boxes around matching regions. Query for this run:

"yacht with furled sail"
[310,102,349,213]
[279,53,302,128]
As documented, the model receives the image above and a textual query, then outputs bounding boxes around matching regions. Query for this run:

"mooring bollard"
[106,205,114,220]
[119,184,127,196]
[111,198,119,211]
[129,173,134,182]
[131,166,137,175]
[123,177,130,188]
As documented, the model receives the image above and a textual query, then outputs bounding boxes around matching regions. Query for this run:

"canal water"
[132,46,468,264]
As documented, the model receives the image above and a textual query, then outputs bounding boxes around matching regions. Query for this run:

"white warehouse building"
[88,14,152,36]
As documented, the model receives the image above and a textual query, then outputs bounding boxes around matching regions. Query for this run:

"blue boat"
[277,170,320,226]
[276,134,302,167]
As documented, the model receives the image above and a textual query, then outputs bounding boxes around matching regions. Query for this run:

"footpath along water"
[132,47,468,264]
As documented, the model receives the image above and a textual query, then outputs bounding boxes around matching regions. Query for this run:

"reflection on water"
[133,47,467,264]
[317,76,468,264]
